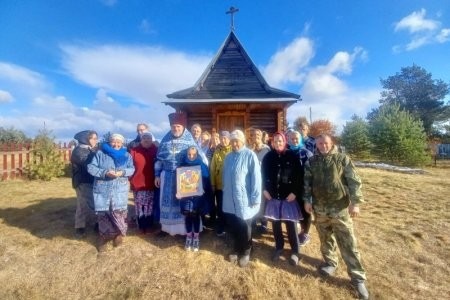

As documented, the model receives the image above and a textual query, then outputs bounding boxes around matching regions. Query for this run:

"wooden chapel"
[164,9,301,135]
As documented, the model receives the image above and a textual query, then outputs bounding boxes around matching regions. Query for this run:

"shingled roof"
[165,31,301,102]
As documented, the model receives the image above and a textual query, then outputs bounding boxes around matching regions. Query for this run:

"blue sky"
[0,0,449,142]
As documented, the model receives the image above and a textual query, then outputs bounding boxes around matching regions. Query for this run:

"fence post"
[0,141,71,180]
[18,153,23,178]
[11,154,15,179]
[2,154,7,180]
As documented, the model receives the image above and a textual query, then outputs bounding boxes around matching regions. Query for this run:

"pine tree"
[368,103,430,166]
[379,65,450,137]
[24,128,65,180]
[341,115,372,160]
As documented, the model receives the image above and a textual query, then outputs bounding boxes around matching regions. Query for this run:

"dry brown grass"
[0,164,449,300]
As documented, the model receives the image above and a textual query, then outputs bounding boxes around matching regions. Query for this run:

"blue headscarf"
[183,147,209,178]
[101,143,128,168]
[289,144,302,151]
[288,130,305,150]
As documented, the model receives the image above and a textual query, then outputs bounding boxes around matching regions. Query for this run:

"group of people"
[70,114,369,300]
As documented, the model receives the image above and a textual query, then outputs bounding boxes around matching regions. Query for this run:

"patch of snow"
[354,162,426,174]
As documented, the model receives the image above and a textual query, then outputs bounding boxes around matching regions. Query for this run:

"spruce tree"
[368,103,430,166]
[341,115,372,160]
[24,128,65,180]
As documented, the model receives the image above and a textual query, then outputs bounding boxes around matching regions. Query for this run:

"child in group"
[177,146,211,252]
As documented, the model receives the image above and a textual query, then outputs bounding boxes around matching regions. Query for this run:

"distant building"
[438,144,450,158]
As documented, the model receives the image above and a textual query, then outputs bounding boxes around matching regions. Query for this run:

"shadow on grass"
[250,234,354,292]
[0,197,357,296]
[0,197,79,239]
[140,227,355,294]
[0,197,132,243]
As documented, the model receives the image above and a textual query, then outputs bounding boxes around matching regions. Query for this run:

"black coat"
[71,130,97,188]
[261,149,301,200]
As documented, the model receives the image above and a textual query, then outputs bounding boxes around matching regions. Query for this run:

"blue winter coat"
[87,149,135,212]
[222,147,261,220]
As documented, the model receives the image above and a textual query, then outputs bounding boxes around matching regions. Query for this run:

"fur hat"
[168,112,187,127]
[230,129,246,144]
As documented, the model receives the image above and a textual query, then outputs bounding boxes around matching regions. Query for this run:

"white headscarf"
[109,133,125,143]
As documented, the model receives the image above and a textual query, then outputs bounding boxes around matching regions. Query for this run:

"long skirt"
[134,190,155,231]
[97,209,128,239]
[133,190,154,218]
[264,199,303,222]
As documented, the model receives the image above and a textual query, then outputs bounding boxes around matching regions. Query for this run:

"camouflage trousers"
[314,210,366,281]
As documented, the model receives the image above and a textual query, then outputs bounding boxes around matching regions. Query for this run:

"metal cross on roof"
[226,6,239,31]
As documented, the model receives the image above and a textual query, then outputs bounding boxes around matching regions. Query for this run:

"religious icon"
[176,165,204,198]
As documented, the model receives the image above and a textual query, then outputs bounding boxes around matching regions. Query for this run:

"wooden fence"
[0,143,72,180]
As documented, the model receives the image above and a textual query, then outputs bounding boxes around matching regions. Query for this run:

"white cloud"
[60,44,211,105]
[1,34,380,141]
[262,37,314,87]
[0,62,176,141]
[0,89,173,141]
[0,62,48,90]
[287,88,380,134]
[405,36,429,51]
[1,43,213,141]
[301,47,367,99]
[436,28,450,43]
[393,9,450,51]
[261,34,377,133]
[395,9,439,33]
[91,88,173,137]
[265,45,377,132]
[0,90,13,103]
[326,52,351,74]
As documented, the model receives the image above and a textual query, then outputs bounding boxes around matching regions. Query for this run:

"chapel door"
[217,112,245,132]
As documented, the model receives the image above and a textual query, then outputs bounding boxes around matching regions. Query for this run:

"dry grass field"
[0,164,449,300]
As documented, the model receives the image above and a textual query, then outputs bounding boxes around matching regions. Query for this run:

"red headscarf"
[272,131,287,153]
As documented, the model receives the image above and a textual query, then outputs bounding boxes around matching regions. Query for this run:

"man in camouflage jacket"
[303,134,369,300]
